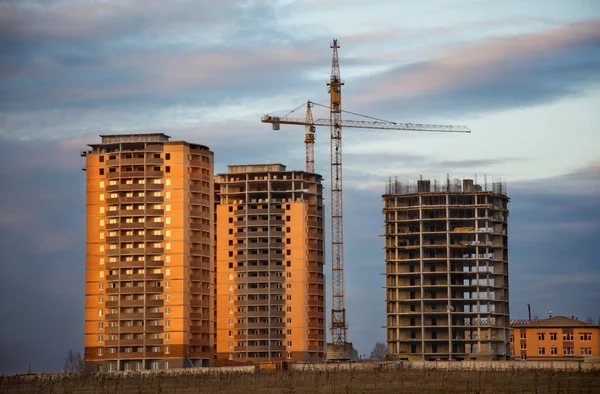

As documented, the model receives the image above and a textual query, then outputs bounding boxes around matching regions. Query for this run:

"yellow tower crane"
[262,39,471,361]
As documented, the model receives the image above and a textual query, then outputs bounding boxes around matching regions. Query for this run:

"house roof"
[511,315,599,328]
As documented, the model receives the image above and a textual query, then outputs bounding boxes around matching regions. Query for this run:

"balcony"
[146,260,164,268]
[119,235,145,243]
[189,338,210,347]
[118,352,145,359]
[118,339,145,346]
[119,312,145,320]
[109,326,145,334]
[146,157,163,165]
[145,184,164,191]
[117,287,145,295]
[145,171,164,178]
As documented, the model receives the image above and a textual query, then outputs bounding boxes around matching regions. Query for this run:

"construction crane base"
[326,342,354,361]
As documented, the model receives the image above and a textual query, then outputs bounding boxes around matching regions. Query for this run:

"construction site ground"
[2,366,599,394]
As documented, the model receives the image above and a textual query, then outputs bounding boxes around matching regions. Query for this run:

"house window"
[550,347,557,355]
[550,333,557,341]
[538,347,545,355]
[520,344,526,350]
[520,332,526,339]
[580,332,592,341]
[580,348,592,355]
[563,347,574,355]
[537,333,545,341]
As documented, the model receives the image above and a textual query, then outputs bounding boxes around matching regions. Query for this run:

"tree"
[63,349,85,373]
[585,317,594,324]
[369,342,387,361]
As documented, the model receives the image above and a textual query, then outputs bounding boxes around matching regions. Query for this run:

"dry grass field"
[2,368,599,394]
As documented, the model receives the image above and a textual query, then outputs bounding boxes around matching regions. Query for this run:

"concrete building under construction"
[382,177,509,360]
[215,164,326,363]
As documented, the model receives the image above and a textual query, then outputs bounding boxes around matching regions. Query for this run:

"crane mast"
[304,102,316,173]
[328,40,349,348]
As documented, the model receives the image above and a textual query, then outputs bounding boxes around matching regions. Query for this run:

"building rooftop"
[511,316,599,328]
[98,133,171,144]
[384,176,507,196]
[227,164,287,174]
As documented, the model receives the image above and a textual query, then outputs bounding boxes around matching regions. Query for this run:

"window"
[550,347,557,355]
[99,283,104,290]
[166,153,170,160]
[98,348,103,356]
[98,296,104,303]
[165,307,170,314]
[520,332,526,339]
[165,333,170,341]
[98,309,103,316]
[99,168,104,175]
[98,322,104,329]
[509,335,514,343]
[520,344,526,350]
[165,166,170,173]
[287,341,292,347]
[563,347,574,355]
[550,333,557,341]
[580,332,592,341]
[563,333,574,341]
[98,335,103,343]
[580,348,592,355]
[538,347,545,355]
[165,346,170,354]
[537,333,545,341]
[165,320,170,328]
[164,362,169,370]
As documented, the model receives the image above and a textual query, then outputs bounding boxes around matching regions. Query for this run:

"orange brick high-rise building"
[83,133,214,372]
[215,164,326,363]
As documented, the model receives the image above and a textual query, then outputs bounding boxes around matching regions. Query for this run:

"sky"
[0,0,599,374]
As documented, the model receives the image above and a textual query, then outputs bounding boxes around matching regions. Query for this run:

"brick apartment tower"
[215,164,326,363]
[382,178,510,360]
[83,133,214,372]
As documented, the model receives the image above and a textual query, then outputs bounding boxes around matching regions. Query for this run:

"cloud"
[352,19,600,118]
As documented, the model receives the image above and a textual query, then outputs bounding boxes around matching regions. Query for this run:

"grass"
[1,367,599,394]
